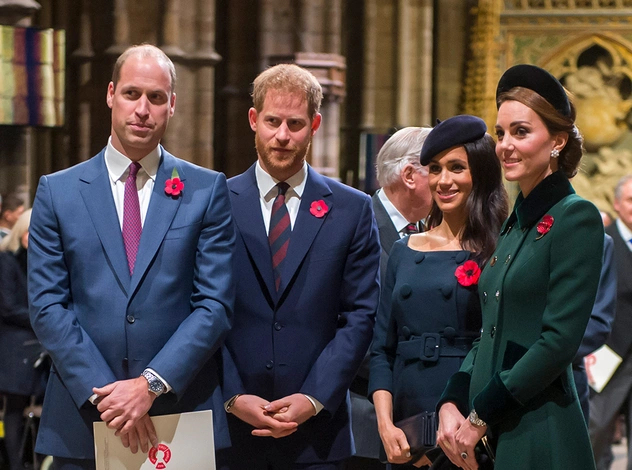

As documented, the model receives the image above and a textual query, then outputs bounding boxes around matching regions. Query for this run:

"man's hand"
[229,394,298,438]
[119,414,158,454]
[93,377,156,436]
[263,393,315,427]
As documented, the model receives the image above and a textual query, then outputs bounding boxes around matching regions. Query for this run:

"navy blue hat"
[419,115,487,165]
[496,64,571,117]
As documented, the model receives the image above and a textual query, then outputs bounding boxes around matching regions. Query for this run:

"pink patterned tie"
[269,182,291,291]
[122,162,142,275]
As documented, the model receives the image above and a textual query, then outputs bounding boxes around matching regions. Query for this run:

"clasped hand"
[93,377,158,454]
[230,393,316,438]
[436,402,486,470]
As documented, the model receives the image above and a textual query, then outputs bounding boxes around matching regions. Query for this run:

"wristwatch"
[142,370,166,397]
[468,409,487,427]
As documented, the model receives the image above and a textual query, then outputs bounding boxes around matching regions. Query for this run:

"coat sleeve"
[28,175,118,408]
[145,172,235,396]
[574,233,617,361]
[299,195,381,413]
[367,241,402,400]
[472,198,603,426]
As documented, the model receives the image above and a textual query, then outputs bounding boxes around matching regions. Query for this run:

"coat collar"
[502,171,574,234]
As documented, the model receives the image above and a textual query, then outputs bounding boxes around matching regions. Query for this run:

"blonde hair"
[252,64,323,120]
[0,208,31,254]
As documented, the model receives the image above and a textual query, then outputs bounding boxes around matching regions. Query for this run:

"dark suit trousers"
[216,452,343,470]
[52,457,96,470]
[589,350,632,470]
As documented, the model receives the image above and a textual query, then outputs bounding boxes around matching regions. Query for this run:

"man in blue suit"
[218,64,381,469]
[28,45,235,469]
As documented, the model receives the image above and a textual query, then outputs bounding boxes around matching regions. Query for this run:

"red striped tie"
[269,182,291,291]
[122,162,142,275]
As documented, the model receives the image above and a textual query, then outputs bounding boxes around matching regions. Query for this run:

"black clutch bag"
[379,411,437,464]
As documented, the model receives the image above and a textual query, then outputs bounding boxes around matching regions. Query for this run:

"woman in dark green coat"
[436,65,603,470]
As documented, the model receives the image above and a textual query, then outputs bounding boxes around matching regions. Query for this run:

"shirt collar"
[104,137,161,183]
[377,188,411,232]
[616,218,632,244]
[255,160,308,201]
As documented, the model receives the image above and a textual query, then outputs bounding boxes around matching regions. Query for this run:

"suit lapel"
[79,150,130,294]
[230,166,277,299]
[277,167,332,299]
[607,223,632,293]
[372,192,399,255]
[129,149,183,295]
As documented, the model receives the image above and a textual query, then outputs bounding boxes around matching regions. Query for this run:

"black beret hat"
[419,115,487,165]
[496,64,571,117]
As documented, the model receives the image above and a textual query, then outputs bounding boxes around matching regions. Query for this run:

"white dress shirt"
[616,218,632,252]
[377,188,419,237]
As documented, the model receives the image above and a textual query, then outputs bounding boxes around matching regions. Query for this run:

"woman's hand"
[378,421,413,464]
[452,420,486,470]
[373,390,412,464]
[436,402,467,467]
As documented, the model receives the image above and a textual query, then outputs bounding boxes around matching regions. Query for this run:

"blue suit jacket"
[221,164,380,464]
[28,147,235,459]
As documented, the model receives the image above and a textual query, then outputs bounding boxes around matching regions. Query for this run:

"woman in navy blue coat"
[369,116,508,467]
[0,209,47,470]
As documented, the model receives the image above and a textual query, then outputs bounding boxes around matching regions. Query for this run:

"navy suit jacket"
[222,164,380,464]
[28,147,235,458]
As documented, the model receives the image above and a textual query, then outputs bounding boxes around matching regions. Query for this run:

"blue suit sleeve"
[298,196,381,413]
[574,233,617,361]
[146,172,235,396]
[28,175,117,407]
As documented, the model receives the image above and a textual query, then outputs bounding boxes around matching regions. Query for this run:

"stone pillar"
[0,0,41,202]
[105,0,129,56]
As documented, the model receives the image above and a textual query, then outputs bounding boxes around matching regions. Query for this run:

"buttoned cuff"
[303,394,324,415]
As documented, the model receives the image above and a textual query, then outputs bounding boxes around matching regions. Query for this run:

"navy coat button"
[126,315,135,323]
[400,284,412,299]
[274,322,282,331]
[443,326,456,339]
[266,360,274,370]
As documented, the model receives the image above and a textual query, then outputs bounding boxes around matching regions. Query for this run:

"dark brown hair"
[497,86,583,178]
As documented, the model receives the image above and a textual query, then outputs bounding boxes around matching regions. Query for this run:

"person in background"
[347,127,433,470]
[0,209,48,470]
[0,193,25,239]
[218,63,380,469]
[369,115,507,468]
[437,64,603,470]
[590,175,632,470]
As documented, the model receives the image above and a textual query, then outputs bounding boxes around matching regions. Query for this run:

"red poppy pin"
[455,260,481,287]
[310,200,329,218]
[165,168,184,197]
[535,214,554,240]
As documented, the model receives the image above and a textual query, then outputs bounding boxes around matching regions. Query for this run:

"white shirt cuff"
[303,394,324,415]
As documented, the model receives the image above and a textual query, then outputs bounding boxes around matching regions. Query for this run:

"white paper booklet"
[94,410,215,470]
[586,344,623,393]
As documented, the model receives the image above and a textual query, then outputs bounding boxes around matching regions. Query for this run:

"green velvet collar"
[501,171,574,234]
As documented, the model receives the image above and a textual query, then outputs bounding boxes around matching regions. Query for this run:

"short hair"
[111,44,177,93]
[1,192,24,216]
[614,175,632,201]
[375,127,432,187]
[497,87,582,178]
[0,208,30,254]
[252,64,323,120]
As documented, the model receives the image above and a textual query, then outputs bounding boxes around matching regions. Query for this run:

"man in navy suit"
[218,64,381,469]
[28,45,235,469]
